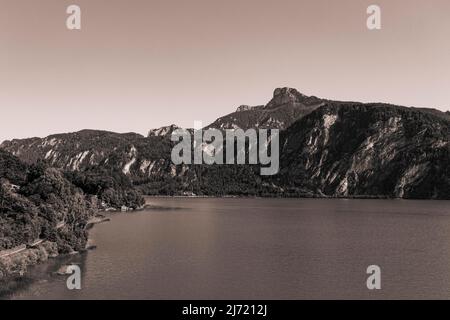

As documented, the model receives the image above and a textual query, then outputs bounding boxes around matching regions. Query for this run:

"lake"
[4,197,450,299]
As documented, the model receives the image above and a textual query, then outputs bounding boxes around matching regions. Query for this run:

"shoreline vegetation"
[0,197,181,296]
[0,210,128,297]
[0,149,146,286]
[0,214,105,290]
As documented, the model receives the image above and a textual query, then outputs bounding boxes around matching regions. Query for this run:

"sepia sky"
[1,0,449,142]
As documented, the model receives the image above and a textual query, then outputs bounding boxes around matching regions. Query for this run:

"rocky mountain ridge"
[1,88,448,199]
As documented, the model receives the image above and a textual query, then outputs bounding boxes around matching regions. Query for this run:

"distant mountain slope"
[1,130,146,167]
[1,130,177,193]
[1,88,449,199]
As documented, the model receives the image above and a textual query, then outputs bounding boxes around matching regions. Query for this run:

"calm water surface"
[5,198,450,299]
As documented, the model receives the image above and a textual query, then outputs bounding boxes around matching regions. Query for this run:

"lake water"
[4,198,450,299]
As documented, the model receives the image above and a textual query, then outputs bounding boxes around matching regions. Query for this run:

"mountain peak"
[273,87,306,98]
[266,87,309,109]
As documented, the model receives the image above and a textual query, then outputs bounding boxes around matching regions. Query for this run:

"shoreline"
[0,213,113,298]
[144,195,448,201]
[0,200,159,296]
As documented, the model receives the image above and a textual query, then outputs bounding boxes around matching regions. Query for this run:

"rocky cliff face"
[279,103,449,199]
[1,88,448,199]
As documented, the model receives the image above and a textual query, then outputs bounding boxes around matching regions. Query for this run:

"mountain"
[207,87,324,130]
[0,129,173,185]
[1,88,449,199]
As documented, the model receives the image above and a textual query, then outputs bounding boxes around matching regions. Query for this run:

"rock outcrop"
[148,124,180,137]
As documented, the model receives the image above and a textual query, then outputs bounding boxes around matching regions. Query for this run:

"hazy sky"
[1,0,449,142]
